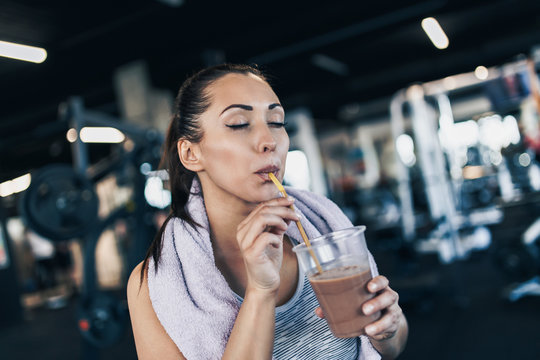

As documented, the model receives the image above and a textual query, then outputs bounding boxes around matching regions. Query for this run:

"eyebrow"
[220,103,282,115]
[268,103,282,110]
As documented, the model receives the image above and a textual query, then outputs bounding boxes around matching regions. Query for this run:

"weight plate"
[20,164,99,241]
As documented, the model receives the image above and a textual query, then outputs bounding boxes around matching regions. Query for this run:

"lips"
[255,165,280,180]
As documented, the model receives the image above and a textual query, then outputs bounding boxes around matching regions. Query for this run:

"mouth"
[255,165,280,181]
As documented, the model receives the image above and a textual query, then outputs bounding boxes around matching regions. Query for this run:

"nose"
[256,123,277,153]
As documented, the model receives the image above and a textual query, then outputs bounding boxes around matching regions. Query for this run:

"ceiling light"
[421,17,449,50]
[474,65,489,80]
[0,174,31,197]
[0,40,47,63]
[80,127,125,143]
[67,127,125,143]
[66,128,78,143]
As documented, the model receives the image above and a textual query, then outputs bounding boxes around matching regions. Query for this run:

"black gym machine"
[20,97,165,358]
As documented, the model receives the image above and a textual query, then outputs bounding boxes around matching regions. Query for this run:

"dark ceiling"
[1,0,540,183]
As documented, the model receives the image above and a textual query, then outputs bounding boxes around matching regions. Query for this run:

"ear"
[177,139,204,172]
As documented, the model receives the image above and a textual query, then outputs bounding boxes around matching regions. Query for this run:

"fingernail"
[369,283,377,292]
[365,325,375,335]
[364,304,374,315]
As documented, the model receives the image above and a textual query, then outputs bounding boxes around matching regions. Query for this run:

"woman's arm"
[127,262,186,360]
[369,316,408,360]
[128,263,277,360]
[128,263,278,360]
[222,196,299,359]
[128,197,299,360]
[222,287,277,360]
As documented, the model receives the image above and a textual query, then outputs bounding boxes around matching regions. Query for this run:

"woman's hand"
[315,275,408,358]
[360,276,403,341]
[236,196,299,294]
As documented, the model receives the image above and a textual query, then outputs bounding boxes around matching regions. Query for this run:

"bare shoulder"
[127,261,186,360]
[126,262,149,306]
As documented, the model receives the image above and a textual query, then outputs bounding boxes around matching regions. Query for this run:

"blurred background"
[1,0,540,359]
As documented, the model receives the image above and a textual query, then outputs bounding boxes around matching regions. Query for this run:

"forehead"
[206,73,279,107]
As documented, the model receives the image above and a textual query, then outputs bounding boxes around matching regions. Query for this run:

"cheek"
[277,132,290,157]
[202,137,250,169]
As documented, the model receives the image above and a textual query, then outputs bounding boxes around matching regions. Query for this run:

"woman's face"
[195,73,289,205]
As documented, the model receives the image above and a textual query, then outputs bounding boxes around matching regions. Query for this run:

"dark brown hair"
[140,64,267,284]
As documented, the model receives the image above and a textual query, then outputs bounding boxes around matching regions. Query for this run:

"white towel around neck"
[147,181,381,360]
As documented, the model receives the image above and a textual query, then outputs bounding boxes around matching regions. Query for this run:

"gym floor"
[1,201,539,360]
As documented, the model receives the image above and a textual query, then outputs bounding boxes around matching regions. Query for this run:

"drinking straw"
[268,173,323,274]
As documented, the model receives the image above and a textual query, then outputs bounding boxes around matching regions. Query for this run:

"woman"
[127,64,408,359]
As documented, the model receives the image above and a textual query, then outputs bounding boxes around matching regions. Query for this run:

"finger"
[245,232,283,258]
[238,206,299,242]
[239,197,296,230]
[366,275,389,293]
[364,305,402,338]
[364,311,398,338]
[362,288,399,316]
[238,214,290,251]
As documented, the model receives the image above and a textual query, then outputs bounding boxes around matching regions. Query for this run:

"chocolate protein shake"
[309,265,380,338]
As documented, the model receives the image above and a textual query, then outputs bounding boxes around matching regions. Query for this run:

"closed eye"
[225,123,249,129]
[268,121,288,128]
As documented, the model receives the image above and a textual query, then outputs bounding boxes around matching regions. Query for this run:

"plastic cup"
[292,225,380,338]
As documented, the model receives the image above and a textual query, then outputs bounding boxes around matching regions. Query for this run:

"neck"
[198,178,257,258]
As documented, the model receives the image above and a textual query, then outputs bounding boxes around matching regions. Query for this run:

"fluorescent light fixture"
[421,17,449,49]
[0,40,47,63]
[0,174,31,197]
[67,127,125,143]
[474,65,489,80]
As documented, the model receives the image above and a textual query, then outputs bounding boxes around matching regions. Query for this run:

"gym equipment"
[501,205,540,301]
[77,292,128,348]
[390,83,503,264]
[66,96,162,353]
[390,54,540,306]
[20,164,99,241]
[20,96,164,356]
[388,54,540,263]
[0,208,24,328]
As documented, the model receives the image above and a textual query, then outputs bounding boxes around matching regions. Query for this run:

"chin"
[245,183,281,203]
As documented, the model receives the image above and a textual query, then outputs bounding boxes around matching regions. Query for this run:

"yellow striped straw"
[268,172,323,274]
